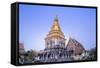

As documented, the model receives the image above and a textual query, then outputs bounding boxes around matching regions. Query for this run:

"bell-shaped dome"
[45,16,65,39]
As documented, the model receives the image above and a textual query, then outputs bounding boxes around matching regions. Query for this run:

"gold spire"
[45,16,65,39]
[50,16,61,31]
[54,15,58,21]
[45,16,66,48]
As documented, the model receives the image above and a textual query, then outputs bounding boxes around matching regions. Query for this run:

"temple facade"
[37,16,85,62]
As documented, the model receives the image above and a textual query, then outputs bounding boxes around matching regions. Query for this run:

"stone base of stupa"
[38,48,74,62]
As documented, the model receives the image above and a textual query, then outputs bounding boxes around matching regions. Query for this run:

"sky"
[19,4,96,51]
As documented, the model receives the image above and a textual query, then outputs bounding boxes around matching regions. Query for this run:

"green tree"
[27,49,38,61]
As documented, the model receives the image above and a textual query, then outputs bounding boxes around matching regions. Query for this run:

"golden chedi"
[45,16,66,49]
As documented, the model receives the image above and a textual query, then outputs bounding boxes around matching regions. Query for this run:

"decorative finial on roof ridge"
[54,15,58,21]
